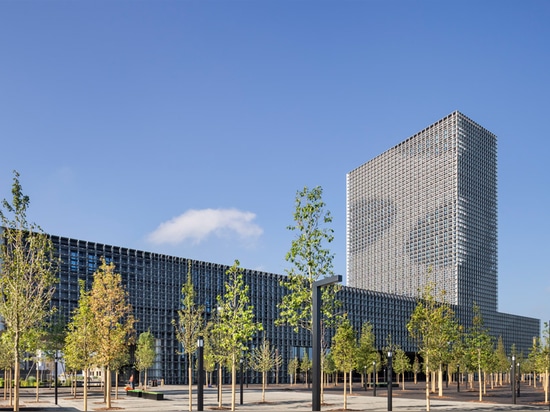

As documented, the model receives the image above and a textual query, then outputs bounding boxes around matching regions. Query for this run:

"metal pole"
[312,275,341,412]
[373,361,377,396]
[517,363,520,398]
[54,354,58,405]
[457,364,460,392]
[197,337,204,411]
[240,359,244,405]
[512,356,516,404]
[387,351,393,412]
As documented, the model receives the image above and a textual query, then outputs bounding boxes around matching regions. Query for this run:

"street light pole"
[54,351,58,405]
[197,337,204,411]
[387,351,393,412]
[457,364,460,392]
[240,357,244,405]
[373,361,377,397]
[512,355,516,404]
[312,275,342,412]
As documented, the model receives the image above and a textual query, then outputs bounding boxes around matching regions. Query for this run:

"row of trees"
[407,285,550,411]
[2,173,548,412]
[0,172,154,412]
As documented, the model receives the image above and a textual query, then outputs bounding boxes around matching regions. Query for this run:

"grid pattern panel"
[347,111,498,313]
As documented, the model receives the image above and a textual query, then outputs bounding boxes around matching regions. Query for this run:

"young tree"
[273,347,282,384]
[464,304,494,402]
[495,336,508,386]
[0,171,57,412]
[392,346,411,389]
[212,260,262,411]
[89,259,135,409]
[276,186,340,402]
[135,331,156,391]
[300,352,312,385]
[407,283,459,411]
[356,322,377,389]
[249,338,275,402]
[288,357,299,386]
[277,186,337,333]
[412,355,421,384]
[537,322,550,404]
[64,280,98,412]
[172,262,204,411]
[332,318,357,410]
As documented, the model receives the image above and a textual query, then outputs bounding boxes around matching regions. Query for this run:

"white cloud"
[147,208,263,245]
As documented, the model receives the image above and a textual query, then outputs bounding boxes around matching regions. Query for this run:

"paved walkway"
[1,382,548,411]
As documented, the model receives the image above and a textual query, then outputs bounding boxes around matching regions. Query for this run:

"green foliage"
[172,261,204,358]
[392,346,411,376]
[463,305,494,373]
[332,318,357,373]
[212,259,262,410]
[135,331,156,372]
[64,280,98,372]
[300,351,312,375]
[0,171,58,411]
[407,283,460,372]
[356,322,377,372]
[249,338,275,374]
[213,260,261,361]
[277,186,340,333]
[288,357,299,384]
[172,260,204,409]
[249,339,275,402]
[89,258,135,409]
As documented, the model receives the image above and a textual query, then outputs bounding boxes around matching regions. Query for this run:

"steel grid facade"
[347,111,498,314]
[45,233,538,385]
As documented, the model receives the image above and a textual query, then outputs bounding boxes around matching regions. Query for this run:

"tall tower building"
[346,111,498,313]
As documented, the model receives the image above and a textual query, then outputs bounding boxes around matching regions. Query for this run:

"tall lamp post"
[517,362,520,398]
[197,336,204,411]
[312,275,342,412]
[54,350,59,405]
[387,351,393,412]
[373,361,377,396]
[240,357,244,405]
[512,355,516,404]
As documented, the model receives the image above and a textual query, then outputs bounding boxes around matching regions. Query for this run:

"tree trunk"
[14,349,20,412]
[349,370,353,394]
[545,368,548,404]
[84,369,88,412]
[231,354,237,412]
[115,371,119,400]
[478,364,482,401]
[218,366,223,408]
[36,363,39,402]
[262,371,267,402]
[188,353,192,412]
[106,368,112,409]
[425,362,430,412]
[438,364,443,397]
[343,369,348,411]
[9,369,13,407]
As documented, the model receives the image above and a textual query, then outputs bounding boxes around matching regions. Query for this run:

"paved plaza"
[1,382,548,411]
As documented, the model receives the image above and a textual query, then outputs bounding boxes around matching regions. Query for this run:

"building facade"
[46,233,537,385]
[347,111,498,314]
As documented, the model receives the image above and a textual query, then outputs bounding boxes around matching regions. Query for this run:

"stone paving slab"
[1,384,548,411]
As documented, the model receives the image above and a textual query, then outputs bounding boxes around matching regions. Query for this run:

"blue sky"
[1,1,548,327]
